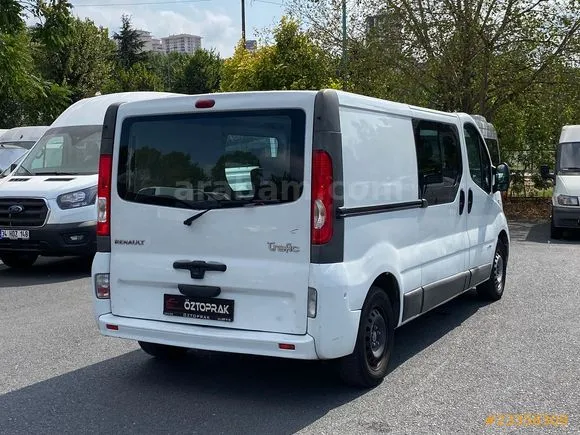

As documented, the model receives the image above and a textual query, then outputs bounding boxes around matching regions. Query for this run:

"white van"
[0,92,180,269]
[0,126,49,173]
[541,125,580,239]
[91,90,511,387]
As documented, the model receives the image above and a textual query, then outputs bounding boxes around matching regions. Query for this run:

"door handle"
[173,260,227,280]
[459,189,465,215]
[467,189,473,213]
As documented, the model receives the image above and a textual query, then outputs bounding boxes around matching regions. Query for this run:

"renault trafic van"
[91,90,511,387]
[0,92,180,269]
[541,125,580,239]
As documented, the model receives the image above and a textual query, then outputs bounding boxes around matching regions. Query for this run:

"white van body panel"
[92,89,510,363]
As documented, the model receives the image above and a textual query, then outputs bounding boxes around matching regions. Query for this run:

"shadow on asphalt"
[508,220,580,245]
[0,256,91,288]
[0,289,491,434]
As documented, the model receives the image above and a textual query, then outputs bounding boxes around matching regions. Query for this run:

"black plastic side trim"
[178,284,221,298]
[96,235,111,252]
[468,263,492,288]
[310,89,344,264]
[337,199,427,218]
[402,287,423,322]
[100,103,122,155]
[422,271,470,313]
[97,102,122,253]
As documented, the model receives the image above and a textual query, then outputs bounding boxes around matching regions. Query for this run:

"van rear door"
[108,93,314,335]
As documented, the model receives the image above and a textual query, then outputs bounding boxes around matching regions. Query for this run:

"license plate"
[163,294,234,322]
[0,229,30,240]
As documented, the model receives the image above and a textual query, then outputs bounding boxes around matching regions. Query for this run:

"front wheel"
[0,253,38,269]
[337,286,395,388]
[476,239,508,301]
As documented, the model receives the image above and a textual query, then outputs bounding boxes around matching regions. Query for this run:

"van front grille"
[0,198,49,227]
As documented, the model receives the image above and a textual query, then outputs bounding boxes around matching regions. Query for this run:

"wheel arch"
[369,273,401,328]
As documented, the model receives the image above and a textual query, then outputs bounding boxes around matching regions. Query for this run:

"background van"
[0,92,180,269]
[541,125,580,238]
[0,126,48,174]
[91,89,511,387]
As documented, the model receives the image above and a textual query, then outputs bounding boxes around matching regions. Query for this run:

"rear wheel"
[138,341,188,359]
[0,253,38,269]
[476,239,508,301]
[337,286,395,388]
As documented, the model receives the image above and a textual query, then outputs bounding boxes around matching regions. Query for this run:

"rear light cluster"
[311,150,334,244]
[95,273,110,299]
[97,154,112,237]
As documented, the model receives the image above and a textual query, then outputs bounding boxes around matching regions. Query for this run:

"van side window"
[413,120,462,205]
[464,124,492,192]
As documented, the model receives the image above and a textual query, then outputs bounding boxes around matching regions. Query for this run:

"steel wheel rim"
[365,307,387,369]
[494,252,504,293]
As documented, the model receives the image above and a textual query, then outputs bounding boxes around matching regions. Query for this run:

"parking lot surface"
[1,222,579,434]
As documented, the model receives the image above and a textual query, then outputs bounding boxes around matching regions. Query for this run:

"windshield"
[15,125,102,176]
[558,142,580,173]
[117,110,306,209]
[0,146,28,171]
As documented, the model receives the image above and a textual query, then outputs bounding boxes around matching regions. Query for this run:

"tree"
[148,51,190,91]
[31,1,115,101]
[221,16,339,92]
[172,49,222,94]
[102,62,163,93]
[112,14,147,70]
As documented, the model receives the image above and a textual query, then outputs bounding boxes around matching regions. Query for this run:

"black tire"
[0,253,38,269]
[337,286,395,388]
[138,341,188,359]
[550,217,563,240]
[476,239,508,301]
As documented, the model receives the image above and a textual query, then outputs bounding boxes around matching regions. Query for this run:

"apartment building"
[161,34,202,54]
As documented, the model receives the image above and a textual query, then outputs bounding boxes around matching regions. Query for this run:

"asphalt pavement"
[0,221,579,434]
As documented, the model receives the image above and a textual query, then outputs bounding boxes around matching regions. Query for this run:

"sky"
[65,0,286,57]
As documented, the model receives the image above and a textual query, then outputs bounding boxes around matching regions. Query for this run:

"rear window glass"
[117,109,306,208]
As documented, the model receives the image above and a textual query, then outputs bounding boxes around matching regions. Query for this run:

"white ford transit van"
[0,92,179,269]
[91,90,511,387]
[541,125,580,239]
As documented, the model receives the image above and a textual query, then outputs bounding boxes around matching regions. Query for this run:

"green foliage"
[102,62,163,93]
[172,49,222,94]
[221,16,338,92]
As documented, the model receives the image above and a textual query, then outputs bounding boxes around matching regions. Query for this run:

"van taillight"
[97,154,112,237]
[311,150,333,245]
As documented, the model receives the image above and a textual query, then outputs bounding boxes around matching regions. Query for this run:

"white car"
[91,90,511,387]
[0,92,180,269]
[541,125,580,239]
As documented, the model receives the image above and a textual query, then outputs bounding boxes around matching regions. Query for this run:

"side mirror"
[10,163,17,172]
[540,164,554,180]
[493,163,511,193]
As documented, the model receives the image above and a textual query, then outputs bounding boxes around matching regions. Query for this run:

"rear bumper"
[552,206,580,229]
[0,221,96,256]
[98,314,319,360]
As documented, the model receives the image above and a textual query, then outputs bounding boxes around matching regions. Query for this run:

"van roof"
[559,125,580,144]
[50,92,181,128]
[0,126,49,142]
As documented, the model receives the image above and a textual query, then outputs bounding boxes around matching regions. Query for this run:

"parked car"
[91,89,512,388]
[541,124,580,239]
[0,126,49,173]
[0,92,181,269]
